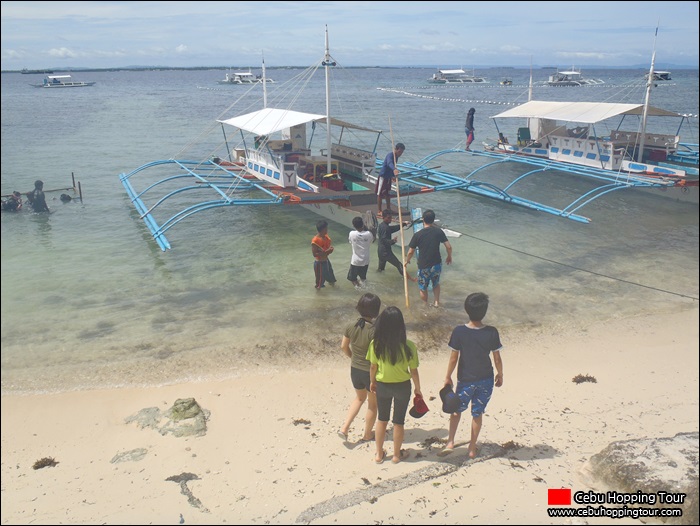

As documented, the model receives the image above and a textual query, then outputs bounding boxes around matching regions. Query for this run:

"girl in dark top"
[339,293,381,442]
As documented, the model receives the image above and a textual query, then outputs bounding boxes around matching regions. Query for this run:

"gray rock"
[125,398,209,438]
[583,431,698,525]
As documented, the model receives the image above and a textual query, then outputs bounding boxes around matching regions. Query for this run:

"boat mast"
[322,26,336,174]
[262,51,267,108]
[262,52,267,108]
[638,24,658,162]
[527,56,533,131]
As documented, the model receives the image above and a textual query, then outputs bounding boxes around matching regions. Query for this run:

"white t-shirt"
[349,230,374,266]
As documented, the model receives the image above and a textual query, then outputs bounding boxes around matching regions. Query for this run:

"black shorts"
[347,264,368,282]
[350,367,371,390]
[376,380,412,425]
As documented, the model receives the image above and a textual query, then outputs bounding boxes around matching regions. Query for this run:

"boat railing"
[549,134,627,170]
[609,130,680,151]
[321,143,377,177]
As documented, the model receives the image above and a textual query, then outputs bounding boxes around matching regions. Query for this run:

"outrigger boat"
[645,70,672,81]
[32,74,95,88]
[545,68,603,86]
[427,68,486,84]
[120,28,459,251]
[469,35,699,216]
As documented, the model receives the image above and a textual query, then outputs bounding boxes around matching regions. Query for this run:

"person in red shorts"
[375,143,405,215]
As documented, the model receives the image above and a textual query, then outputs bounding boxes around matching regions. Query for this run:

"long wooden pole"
[389,115,410,308]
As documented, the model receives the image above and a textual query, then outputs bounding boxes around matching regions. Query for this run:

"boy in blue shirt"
[443,292,503,458]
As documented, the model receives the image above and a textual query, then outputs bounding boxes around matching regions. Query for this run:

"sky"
[1,1,698,70]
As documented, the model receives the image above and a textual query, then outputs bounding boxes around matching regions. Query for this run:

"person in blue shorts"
[442,292,503,459]
[404,209,452,307]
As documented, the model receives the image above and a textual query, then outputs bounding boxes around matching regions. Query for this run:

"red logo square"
[548,488,572,505]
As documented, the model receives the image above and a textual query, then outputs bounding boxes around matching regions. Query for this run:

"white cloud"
[1,1,697,68]
[48,47,78,59]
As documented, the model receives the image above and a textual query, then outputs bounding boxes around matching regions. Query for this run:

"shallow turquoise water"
[2,66,698,393]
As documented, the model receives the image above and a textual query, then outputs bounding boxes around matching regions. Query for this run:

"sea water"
[1,66,698,394]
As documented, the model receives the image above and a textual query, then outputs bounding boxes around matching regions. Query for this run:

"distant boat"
[217,69,274,85]
[645,70,672,81]
[500,78,513,86]
[546,68,604,86]
[21,68,54,74]
[427,68,486,84]
[32,74,95,88]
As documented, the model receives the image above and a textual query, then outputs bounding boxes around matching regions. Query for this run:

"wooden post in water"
[389,115,410,309]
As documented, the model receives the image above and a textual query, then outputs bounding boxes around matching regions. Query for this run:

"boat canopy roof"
[218,107,382,136]
[439,69,466,74]
[491,100,681,124]
[47,75,72,79]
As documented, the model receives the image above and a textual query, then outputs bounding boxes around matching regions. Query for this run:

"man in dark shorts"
[404,209,452,307]
[376,143,405,215]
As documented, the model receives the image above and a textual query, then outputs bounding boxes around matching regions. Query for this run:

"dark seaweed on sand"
[32,457,59,469]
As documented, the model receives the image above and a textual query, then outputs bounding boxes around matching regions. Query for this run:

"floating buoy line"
[377,87,519,106]
[377,87,699,117]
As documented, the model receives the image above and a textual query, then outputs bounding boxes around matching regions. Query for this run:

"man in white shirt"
[347,216,375,289]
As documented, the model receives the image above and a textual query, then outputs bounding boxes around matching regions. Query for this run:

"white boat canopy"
[491,101,681,124]
[439,69,466,74]
[218,107,382,136]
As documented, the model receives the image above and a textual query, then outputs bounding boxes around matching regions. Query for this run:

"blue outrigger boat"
[120,28,464,251]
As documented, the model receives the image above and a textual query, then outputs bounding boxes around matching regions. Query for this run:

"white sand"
[2,305,698,525]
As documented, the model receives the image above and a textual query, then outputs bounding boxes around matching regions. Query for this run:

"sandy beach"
[1,303,698,525]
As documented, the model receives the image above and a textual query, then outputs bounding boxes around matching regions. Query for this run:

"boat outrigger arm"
[119,158,357,251]
[381,146,689,225]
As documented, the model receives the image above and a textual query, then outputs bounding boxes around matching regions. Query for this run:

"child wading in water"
[338,293,381,442]
[443,292,503,459]
[311,220,336,289]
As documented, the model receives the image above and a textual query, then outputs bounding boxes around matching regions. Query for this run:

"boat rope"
[445,227,699,301]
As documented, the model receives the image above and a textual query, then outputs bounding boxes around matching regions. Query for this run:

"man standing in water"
[26,180,50,213]
[404,209,452,307]
[377,209,415,282]
[465,107,475,151]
